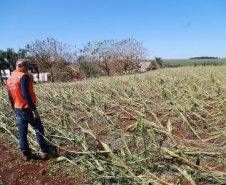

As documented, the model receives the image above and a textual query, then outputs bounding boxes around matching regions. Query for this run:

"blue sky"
[1,0,226,59]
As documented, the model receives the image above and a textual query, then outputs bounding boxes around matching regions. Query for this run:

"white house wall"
[1,70,10,77]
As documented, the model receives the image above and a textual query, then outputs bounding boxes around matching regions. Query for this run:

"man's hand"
[32,109,40,119]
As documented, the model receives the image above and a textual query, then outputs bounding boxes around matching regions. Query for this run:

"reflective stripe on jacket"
[6,70,36,109]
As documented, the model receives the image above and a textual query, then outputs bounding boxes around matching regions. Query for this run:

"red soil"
[172,129,197,140]
[0,135,85,185]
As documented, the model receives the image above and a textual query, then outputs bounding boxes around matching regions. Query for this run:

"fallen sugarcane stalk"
[175,150,223,156]
[162,147,222,182]
[132,156,173,185]
[122,138,173,184]
[0,120,19,143]
[179,112,202,140]
[41,132,111,155]
[201,133,225,142]
[172,165,196,185]
[101,141,141,182]
[38,125,141,181]
[50,134,77,141]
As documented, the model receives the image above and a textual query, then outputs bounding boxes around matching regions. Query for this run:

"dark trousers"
[14,108,50,156]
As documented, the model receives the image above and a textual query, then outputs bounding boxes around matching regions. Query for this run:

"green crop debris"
[1,66,225,184]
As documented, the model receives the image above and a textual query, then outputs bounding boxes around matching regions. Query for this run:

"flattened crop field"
[1,66,225,184]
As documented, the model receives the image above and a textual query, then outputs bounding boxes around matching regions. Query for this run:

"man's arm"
[7,90,17,118]
[7,90,14,110]
[20,74,39,118]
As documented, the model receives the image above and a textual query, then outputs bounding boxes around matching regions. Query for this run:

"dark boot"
[23,155,32,162]
[41,153,51,160]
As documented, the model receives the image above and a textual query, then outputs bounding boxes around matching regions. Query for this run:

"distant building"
[139,62,157,72]
[1,70,44,83]
[33,73,50,82]
[1,69,11,78]
[1,69,11,83]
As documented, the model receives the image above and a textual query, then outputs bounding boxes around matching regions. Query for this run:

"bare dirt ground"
[0,133,89,185]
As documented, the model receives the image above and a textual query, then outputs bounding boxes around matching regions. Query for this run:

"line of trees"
[189,56,219,59]
[1,37,148,83]
[82,38,147,76]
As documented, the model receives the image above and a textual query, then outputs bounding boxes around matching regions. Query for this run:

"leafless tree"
[114,38,147,73]
[82,38,147,76]
[26,38,76,82]
[51,60,81,82]
[82,40,117,76]
[69,62,87,80]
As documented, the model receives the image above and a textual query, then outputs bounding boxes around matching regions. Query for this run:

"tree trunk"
[49,66,54,83]
[106,68,110,76]
[124,63,128,73]
[37,66,40,83]
[0,70,3,86]
[104,59,111,76]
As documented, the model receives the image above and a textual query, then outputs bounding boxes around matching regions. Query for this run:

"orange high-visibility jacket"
[6,70,36,109]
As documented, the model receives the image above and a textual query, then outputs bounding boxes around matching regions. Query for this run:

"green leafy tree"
[155,57,164,68]
[18,48,28,58]
[0,50,10,86]
[4,48,18,73]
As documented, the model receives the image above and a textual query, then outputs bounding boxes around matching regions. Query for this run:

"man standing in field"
[6,59,51,161]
